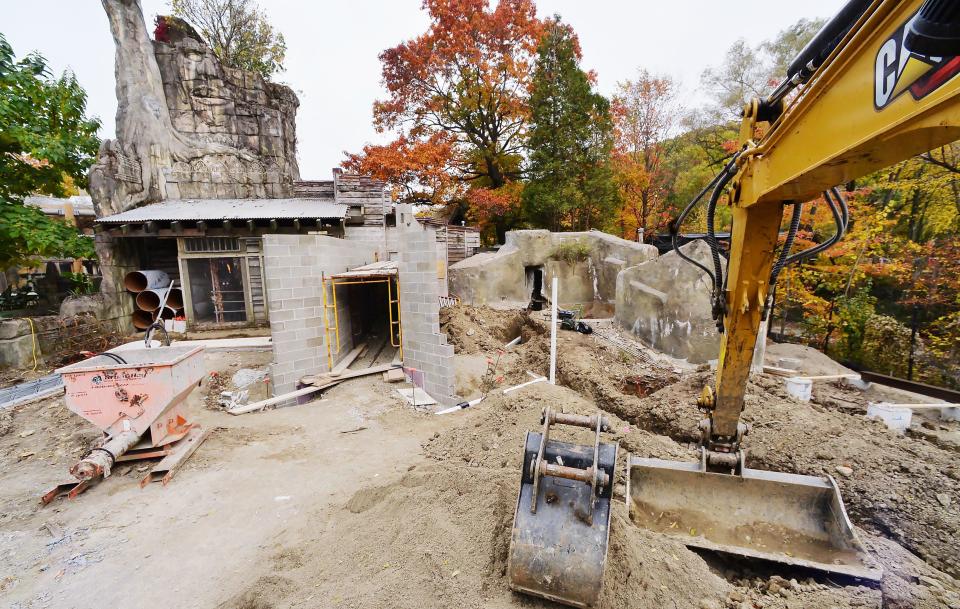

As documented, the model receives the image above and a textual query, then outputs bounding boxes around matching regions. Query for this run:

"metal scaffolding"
[321,266,402,371]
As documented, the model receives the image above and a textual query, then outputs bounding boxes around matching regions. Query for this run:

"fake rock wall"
[448,230,657,307]
[615,240,719,363]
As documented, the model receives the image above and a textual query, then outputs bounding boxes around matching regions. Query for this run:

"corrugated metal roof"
[332,260,398,278]
[96,198,349,223]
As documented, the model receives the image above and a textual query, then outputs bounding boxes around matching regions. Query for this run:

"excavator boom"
[630,0,960,576]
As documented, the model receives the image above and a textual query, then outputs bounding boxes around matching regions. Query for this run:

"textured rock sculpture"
[615,240,720,363]
[89,0,299,216]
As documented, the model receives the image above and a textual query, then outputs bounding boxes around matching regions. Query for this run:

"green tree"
[523,18,619,231]
[0,33,100,267]
[701,18,825,121]
[169,0,286,78]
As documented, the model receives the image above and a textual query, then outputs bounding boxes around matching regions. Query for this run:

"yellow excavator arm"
[701,0,960,466]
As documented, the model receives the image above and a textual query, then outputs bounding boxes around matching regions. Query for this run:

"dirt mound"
[535,329,960,586]
[217,574,296,609]
[418,380,949,609]
[440,305,543,355]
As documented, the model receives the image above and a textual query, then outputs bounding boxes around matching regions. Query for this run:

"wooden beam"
[197,220,208,233]
[329,342,368,376]
[247,219,256,233]
[171,221,183,234]
[293,218,301,232]
[222,220,232,231]
[269,219,278,231]
[144,221,157,233]
[227,386,325,415]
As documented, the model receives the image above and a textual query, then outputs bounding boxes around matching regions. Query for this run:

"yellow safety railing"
[321,274,340,371]
[321,275,403,370]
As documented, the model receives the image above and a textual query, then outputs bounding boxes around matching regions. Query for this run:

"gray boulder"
[615,240,719,363]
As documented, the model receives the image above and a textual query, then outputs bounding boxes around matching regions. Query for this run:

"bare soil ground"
[0,306,958,609]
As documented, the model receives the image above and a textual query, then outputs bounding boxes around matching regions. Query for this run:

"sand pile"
[215,305,960,609]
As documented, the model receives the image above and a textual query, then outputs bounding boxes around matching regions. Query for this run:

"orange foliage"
[370,0,542,190]
[341,134,462,204]
[465,182,523,242]
[611,71,678,241]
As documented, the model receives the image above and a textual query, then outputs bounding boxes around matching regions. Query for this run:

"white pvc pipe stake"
[550,277,558,385]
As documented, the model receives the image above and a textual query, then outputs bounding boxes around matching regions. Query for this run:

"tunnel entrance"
[326,262,402,370]
[526,266,545,311]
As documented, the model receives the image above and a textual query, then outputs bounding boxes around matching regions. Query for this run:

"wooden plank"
[228,386,324,414]
[763,365,799,377]
[330,342,367,376]
[794,374,858,381]
[308,363,399,389]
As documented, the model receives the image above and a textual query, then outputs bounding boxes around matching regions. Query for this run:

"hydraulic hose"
[669,168,729,289]
[96,352,128,366]
[706,165,737,295]
[769,202,803,289]
[785,188,846,265]
[763,201,803,320]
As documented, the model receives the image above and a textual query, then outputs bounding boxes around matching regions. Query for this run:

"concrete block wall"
[396,206,457,406]
[263,234,381,394]
[345,226,389,255]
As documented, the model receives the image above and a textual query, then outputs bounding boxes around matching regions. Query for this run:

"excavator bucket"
[508,410,618,608]
[626,456,882,580]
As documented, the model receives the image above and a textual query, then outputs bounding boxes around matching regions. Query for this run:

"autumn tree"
[341,134,462,205]
[169,0,286,78]
[350,0,542,240]
[522,18,618,232]
[0,33,99,266]
[611,70,679,241]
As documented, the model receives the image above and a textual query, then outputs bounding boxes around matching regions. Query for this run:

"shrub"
[550,240,591,263]
[861,314,911,377]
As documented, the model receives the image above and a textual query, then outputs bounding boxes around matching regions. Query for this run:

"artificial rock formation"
[89,0,299,218]
[615,240,720,363]
[448,230,657,307]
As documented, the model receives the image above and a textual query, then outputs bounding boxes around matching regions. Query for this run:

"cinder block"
[271,360,294,375]
[293,357,318,371]
[270,309,295,323]
[281,298,304,310]
[269,288,293,302]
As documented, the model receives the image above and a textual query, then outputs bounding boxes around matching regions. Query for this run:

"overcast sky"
[5,1,845,179]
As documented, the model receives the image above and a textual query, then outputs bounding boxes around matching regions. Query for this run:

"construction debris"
[228,364,400,415]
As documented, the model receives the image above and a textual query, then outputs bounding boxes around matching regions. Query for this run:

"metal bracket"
[529,407,611,520]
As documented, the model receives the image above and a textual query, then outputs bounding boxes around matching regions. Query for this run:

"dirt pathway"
[0,353,443,609]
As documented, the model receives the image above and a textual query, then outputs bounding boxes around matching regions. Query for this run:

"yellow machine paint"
[627,0,960,578]
[715,0,960,441]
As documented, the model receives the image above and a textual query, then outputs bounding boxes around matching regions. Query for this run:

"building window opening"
[186,257,247,323]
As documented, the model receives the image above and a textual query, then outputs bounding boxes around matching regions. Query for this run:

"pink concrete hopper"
[56,346,205,447]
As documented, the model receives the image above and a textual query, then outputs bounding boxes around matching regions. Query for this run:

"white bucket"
[866,402,912,433]
[785,377,813,402]
[941,407,960,422]
[777,357,802,371]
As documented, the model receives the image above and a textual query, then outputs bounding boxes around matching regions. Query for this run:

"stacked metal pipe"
[124,270,185,329]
